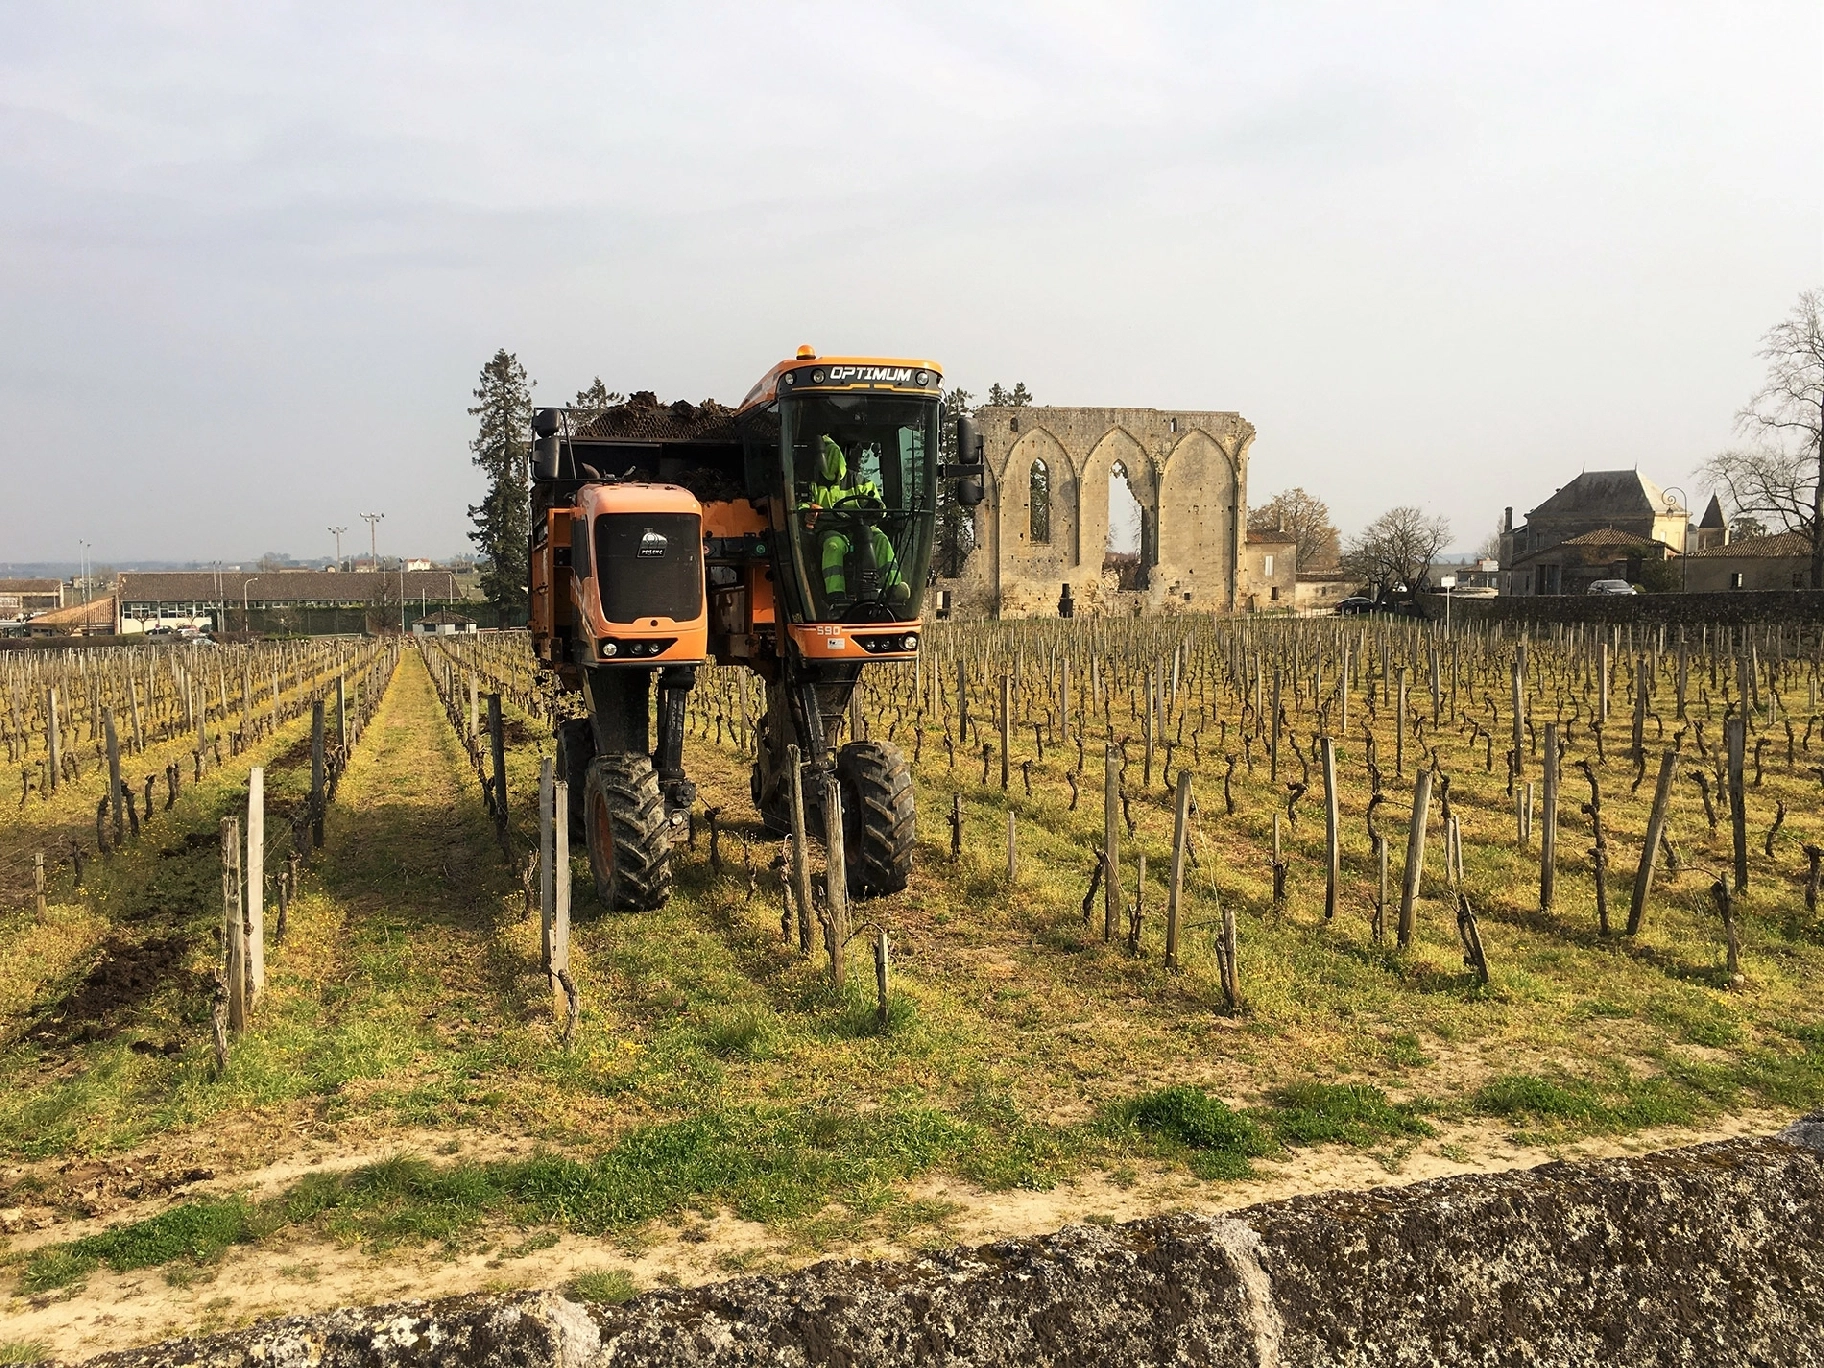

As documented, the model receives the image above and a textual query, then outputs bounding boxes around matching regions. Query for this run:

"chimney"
[1504,506,1514,532]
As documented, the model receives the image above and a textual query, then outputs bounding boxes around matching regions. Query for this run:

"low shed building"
[0,578,64,619]
[1683,530,1816,593]
[412,611,478,636]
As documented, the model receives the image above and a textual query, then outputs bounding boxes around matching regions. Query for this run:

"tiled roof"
[1246,528,1297,545]
[28,596,115,627]
[0,578,60,593]
[1559,527,1652,547]
[1685,530,1814,559]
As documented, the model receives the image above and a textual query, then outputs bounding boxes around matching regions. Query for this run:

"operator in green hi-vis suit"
[805,435,907,604]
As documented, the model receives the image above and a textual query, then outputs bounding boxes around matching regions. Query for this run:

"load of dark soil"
[572,392,739,443]
[30,934,201,1045]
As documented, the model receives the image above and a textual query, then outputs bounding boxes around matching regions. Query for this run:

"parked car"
[1587,579,1637,595]
[1335,597,1377,616]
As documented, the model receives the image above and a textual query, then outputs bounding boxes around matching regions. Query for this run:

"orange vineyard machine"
[528,347,986,910]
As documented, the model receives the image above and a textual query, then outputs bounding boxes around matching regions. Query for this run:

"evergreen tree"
[937,386,977,576]
[572,376,623,425]
[985,381,1034,407]
[467,349,534,622]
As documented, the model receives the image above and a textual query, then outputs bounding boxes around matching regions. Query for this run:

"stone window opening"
[1104,460,1150,591]
[1029,458,1051,545]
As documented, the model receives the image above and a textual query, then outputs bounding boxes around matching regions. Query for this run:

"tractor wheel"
[555,718,594,844]
[583,754,673,911]
[836,741,915,898]
[753,759,792,835]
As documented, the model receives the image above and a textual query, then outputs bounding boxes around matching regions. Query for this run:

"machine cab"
[738,355,941,627]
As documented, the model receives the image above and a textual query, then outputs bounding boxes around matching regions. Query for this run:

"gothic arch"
[1078,427,1155,574]
[997,427,1075,564]
[1157,428,1241,609]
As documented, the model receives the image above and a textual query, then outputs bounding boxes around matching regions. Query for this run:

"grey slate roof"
[1528,470,1668,521]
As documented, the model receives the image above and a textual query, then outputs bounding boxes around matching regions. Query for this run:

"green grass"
[0,1344,50,1366]
[18,1102,973,1291]
[1259,1081,1435,1147]
[1105,1081,1432,1179]
[1119,1084,1272,1179]
[18,1197,260,1292]
[566,1269,637,1304]
[1472,1072,1698,1136]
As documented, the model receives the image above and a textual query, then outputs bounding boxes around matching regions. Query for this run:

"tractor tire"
[555,717,594,844]
[837,740,914,898]
[583,754,673,911]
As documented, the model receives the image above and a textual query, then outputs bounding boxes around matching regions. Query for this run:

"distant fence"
[118,601,529,636]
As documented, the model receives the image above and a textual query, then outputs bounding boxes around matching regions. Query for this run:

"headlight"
[915,371,929,386]
[903,633,918,651]
[811,369,825,384]
[602,642,618,657]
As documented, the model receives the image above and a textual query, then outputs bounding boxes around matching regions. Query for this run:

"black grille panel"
[593,512,702,624]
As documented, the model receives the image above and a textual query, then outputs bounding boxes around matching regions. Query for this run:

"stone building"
[1242,528,1297,611]
[1498,470,1689,595]
[1684,530,1816,593]
[935,405,1254,617]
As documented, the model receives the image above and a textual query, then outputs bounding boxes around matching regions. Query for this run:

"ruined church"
[934,405,1257,617]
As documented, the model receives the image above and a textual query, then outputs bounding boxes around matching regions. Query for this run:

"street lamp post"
[360,513,383,573]
[329,526,348,572]
[1663,486,1689,592]
[242,577,258,634]
[78,540,91,604]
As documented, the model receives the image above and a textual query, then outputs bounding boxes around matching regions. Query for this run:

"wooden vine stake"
[247,767,265,1002]
[1725,716,1748,893]
[1539,723,1559,911]
[1626,747,1679,936]
[1397,768,1433,949]
[873,930,890,1027]
[787,744,815,956]
[1103,743,1119,943]
[552,778,574,1034]
[221,816,246,1036]
[1320,735,1339,921]
[822,770,849,989]
[1165,770,1190,970]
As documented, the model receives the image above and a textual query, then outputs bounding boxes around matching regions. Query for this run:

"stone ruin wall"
[933,405,1255,619]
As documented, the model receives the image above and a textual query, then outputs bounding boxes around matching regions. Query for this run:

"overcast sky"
[1,1,1817,567]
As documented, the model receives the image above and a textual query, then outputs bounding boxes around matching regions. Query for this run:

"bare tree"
[1475,520,1503,562]
[1341,506,1451,613]
[1701,290,1823,587]
[1250,487,1340,570]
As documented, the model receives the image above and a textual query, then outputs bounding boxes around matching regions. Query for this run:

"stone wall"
[79,1125,1824,1368]
[1448,589,1824,630]
[935,405,1254,619]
